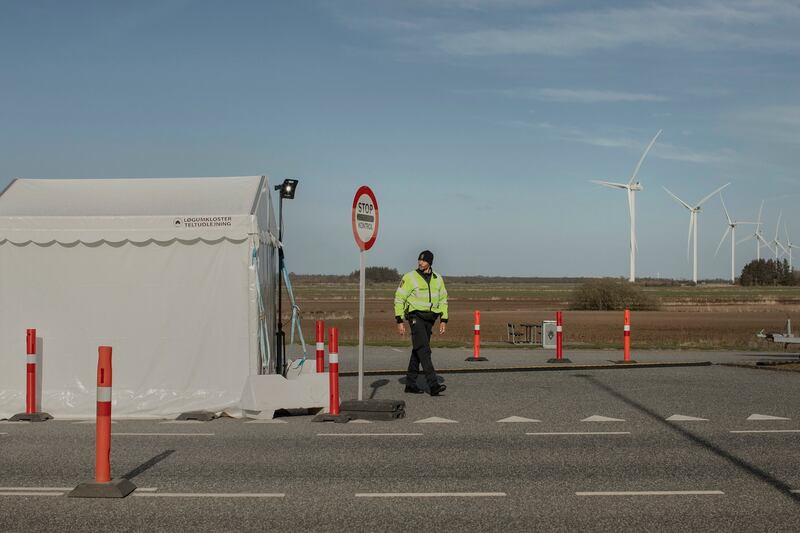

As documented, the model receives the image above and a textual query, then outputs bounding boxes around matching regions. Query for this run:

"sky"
[1,0,799,278]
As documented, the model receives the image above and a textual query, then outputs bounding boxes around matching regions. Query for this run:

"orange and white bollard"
[69,346,136,498]
[328,327,340,416]
[617,309,636,364]
[466,310,488,361]
[548,311,572,363]
[316,320,325,373]
[95,346,113,483]
[10,328,52,422]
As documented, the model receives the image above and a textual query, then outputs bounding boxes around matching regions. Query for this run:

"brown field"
[287,282,800,350]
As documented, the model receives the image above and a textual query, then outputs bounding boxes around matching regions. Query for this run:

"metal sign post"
[351,186,379,401]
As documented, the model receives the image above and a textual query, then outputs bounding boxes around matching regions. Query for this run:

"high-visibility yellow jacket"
[394,270,448,322]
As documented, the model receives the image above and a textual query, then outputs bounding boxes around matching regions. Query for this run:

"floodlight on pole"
[274,178,300,376]
[591,129,661,283]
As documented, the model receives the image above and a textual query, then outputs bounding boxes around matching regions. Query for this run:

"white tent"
[0,176,280,419]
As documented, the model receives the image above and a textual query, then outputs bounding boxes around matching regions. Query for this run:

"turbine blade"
[663,186,693,211]
[719,194,732,225]
[591,180,629,190]
[696,182,731,208]
[737,234,755,245]
[687,215,694,264]
[756,200,764,228]
[774,210,782,241]
[714,226,731,258]
[628,129,662,186]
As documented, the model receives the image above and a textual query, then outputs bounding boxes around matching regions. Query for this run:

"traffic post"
[312,327,352,423]
[69,346,136,498]
[547,311,572,363]
[616,309,637,364]
[466,310,488,361]
[10,328,52,422]
[316,320,325,373]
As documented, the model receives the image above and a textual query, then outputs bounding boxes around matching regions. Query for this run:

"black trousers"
[406,316,438,388]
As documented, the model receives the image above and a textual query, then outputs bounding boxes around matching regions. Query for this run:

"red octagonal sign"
[352,186,379,251]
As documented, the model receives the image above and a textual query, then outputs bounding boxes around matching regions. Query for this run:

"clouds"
[433,1,800,57]
[508,88,667,103]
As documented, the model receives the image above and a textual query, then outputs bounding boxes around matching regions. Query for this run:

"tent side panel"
[0,239,251,418]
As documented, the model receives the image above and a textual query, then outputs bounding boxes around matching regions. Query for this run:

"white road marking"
[245,419,288,424]
[112,432,215,436]
[0,492,65,497]
[576,491,724,496]
[526,432,631,436]
[729,430,800,434]
[356,492,506,498]
[747,414,790,421]
[414,417,458,424]
[391,348,403,353]
[791,490,800,494]
[317,433,423,437]
[160,420,206,424]
[0,486,157,492]
[134,492,285,498]
[73,420,118,424]
[0,432,7,435]
[497,416,541,423]
[581,415,626,422]
[666,414,708,421]
[349,419,373,424]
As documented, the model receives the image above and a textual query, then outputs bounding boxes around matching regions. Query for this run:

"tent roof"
[0,176,274,245]
[0,176,265,216]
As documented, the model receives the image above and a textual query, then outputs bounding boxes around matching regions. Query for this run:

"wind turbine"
[591,129,661,282]
[784,223,798,271]
[738,201,772,260]
[714,194,755,284]
[771,210,789,260]
[663,182,730,284]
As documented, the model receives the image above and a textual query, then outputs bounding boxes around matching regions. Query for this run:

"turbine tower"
[663,182,730,284]
[591,129,661,282]
[714,194,755,284]
[784,223,797,271]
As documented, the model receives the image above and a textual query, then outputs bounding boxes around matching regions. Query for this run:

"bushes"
[569,279,659,311]
[739,259,796,286]
[348,266,401,283]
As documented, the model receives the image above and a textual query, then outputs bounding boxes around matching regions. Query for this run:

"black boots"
[429,383,447,396]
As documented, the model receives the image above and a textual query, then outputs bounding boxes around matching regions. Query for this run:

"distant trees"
[569,279,659,311]
[739,259,796,286]
[348,266,401,283]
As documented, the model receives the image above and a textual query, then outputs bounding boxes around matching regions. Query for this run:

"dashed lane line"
[317,433,423,437]
[112,432,215,437]
[575,491,724,496]
[526,432,631,436]
[134,492,285,498]
[0,487,157,492]
[729,429,800,434]
[355,492,506,498]
[0,492,65,497]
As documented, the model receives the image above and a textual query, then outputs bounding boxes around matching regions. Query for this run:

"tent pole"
[276,195,286,376]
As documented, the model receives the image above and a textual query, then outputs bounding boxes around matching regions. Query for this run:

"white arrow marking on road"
[666,415,708,421]
[245,419,288,424]
[497,416,541,423]
[582,415,626,422]
[414,417,458,424]
[747,414,790,421]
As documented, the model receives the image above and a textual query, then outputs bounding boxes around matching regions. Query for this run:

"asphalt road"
[1,364,799,532]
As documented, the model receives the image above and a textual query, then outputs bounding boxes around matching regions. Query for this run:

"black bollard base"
[465,357,489,362]
[312,413,352,423]
[546,358,572,363]
[9,412,52,422]
[68,478,137,499]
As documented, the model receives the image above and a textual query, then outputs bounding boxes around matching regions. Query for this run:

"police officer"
[394,250,448,396]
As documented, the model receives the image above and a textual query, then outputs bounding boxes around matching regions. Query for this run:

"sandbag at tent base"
[240,372,328,420]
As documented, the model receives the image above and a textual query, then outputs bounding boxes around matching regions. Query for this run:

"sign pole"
[358,249,365,401]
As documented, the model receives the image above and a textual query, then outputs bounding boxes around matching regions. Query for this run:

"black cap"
[418,250,434,265]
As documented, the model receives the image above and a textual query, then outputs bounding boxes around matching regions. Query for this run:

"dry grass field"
[288,281,800,351]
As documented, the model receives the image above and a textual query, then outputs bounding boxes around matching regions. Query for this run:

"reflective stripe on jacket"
[394,270,448,321]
